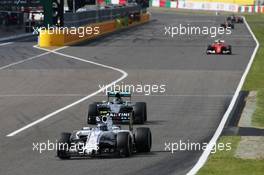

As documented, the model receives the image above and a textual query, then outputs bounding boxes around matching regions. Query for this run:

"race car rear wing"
[214,39,225,43]
[107,91,131,97]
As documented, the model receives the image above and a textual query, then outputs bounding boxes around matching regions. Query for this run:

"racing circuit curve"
[0,10,256,175]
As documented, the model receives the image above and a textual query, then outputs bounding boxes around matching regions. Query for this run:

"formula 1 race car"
[220,21,234,29]
[227,15,244,23]
[87,91,147,124]
[57,115,152,159]
[206,40,232,55]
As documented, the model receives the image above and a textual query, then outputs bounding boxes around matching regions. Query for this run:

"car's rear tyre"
[134,102,147,124]
[206,45,213,55]
[135,127,152,152]
[144,103,147,121]
[117,132,132,157]
[239,18,244,23]
[57,132,71,159]
[87,103,99,124]
[227,45,232,55]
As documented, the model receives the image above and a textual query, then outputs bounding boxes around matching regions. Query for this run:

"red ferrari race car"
[227,15,244,23]
[206,40,232,55]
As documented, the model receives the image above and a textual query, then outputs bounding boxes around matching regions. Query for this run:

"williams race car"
[57,115,152,159]
[87,91,147,124]
[227,15,244,23]
[206,39,232,55]
[220,20,234,29]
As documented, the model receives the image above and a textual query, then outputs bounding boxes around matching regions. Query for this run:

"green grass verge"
[252,90,264,128]
[243,14,264,91]
[242,14,264,128]
[198,136,264,175]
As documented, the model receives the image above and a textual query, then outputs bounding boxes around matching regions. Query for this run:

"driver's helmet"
[215,39,220,43]
[98,123,108,131]
[113,93,123,104]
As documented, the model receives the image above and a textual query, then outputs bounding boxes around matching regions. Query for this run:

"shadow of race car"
[87,91,147,124]
[57,115,152,159]
[206,39,232,55]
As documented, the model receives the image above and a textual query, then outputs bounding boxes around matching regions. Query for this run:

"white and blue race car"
[57,115,152,159]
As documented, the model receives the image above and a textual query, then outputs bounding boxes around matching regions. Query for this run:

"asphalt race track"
[0,10,255,175]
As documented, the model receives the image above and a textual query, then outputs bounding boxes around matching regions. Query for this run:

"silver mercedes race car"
[87,91,147,124]
[57,115,152,159]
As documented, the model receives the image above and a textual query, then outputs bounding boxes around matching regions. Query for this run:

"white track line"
[0,42,13,46]
[0,46,67,70]
[6,46,128,137]
[186,17,259,175]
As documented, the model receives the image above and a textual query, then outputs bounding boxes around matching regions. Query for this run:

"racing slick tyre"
[239,18,244,23]
[143,103,147,121]
[135,127,152,153]
[139,102,147,121]
[87,103,99,124]
[134,102,147,124]
[227,45,232,55]
[57,132,71,159]
[117,132,132,157]
[206,45,212,55]
[220,24,225,28]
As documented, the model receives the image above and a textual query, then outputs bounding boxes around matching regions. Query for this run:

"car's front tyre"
[117,132,132,157]
[135,127,152,153]
[57,132,71,159]
[134,102,147,124]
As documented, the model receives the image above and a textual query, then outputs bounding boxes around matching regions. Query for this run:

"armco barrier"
[38,13,150,47]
